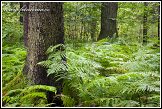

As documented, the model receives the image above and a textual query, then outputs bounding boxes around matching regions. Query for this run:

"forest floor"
[2,38,160,107]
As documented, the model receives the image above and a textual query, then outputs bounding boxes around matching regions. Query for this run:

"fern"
[61,95,76,107]
[3,85,57,107]
[2,72,27,96]
[46,44,65,54]
[20,92,47,101]
[62,41,160,107]
[2,46,26,87]
[81,97,121,107]
[38,44,68,81]
[21,85,57,94]
[37,60,53,68]
[3,40,159,107]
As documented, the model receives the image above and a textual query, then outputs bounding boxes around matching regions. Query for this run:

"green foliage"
[64,2,101,42]
[3,85,57,107]
[39,38,160,107]
[61,95,76,107]
[38,44,67,80]
[123,43,160,72]
[2,72,27,96]
[2,2,160,107]
[118,2,159,44]
[2,45,26,87]
[2,3,23,45]
[2,3,29,107]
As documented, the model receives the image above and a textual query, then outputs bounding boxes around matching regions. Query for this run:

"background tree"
[98,2,118,40]
[157,3,160,40]
[64,2,100,43]
[143,2,148,44]
[22,2,64,106]
[19,2,23,24]
[149,2,160,41]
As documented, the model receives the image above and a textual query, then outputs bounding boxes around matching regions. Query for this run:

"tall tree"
[143,2,148,44]
[19,2,23,24]
[98,2,118,41]
[157,3,160,40]
[22,2,64,106]
[89,3,97,41]
[150,2,160,40]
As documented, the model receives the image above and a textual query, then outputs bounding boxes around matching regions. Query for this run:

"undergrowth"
[34,37,160,107]
[2,37,160,107]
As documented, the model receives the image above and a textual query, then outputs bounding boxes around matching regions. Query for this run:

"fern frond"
[21,85,57,94]
[4,89,23,97]
[46,44,65,54]
[37,60,53,68]
[81,97,121,107]
[61,94,76,107]
[20,92,47,101]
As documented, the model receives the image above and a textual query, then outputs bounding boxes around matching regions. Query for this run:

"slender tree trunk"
[80,21,84,41]
[157,3,160,40]
[23,2,64,106]
[98,2,118,41]
[90,21,97,41]
[143,2,148,44]
[19,2,23,24]
[150,3,160,40]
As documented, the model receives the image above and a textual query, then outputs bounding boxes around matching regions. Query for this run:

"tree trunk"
[150,3,160,40]
[143,2,148,44]
[23,2,29,47]
[90,21,97,41]
[157,3,160,40]
[19,2,23,24]
[23,2,64,106]
[98,2,118,41]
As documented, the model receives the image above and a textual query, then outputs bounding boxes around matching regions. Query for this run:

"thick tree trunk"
[143,2,148,44]
[23,2,29,47]
[98,2,118,41]
[23,2,64,106]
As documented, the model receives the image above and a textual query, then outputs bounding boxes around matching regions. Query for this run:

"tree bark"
[157,3,160,40]
[98,2,118,41]
[150,3,160,40]
[19,2,23,24]
[23,2,29,47]
[23,2,64,106]
[143,2,148,44]
[90,21,97,41]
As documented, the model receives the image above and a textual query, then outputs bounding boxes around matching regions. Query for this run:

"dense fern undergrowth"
[2,37,160,107]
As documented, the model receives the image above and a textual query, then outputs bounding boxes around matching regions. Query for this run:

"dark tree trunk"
[90,21,97,41]
[23,2,64,106]
[143,2,148,44]
[98,2,118,41]
[23,2,29,47]
[89,4,97,42]
[150,3,160,40]
[20,2,23,24]
[157,3,160,40]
